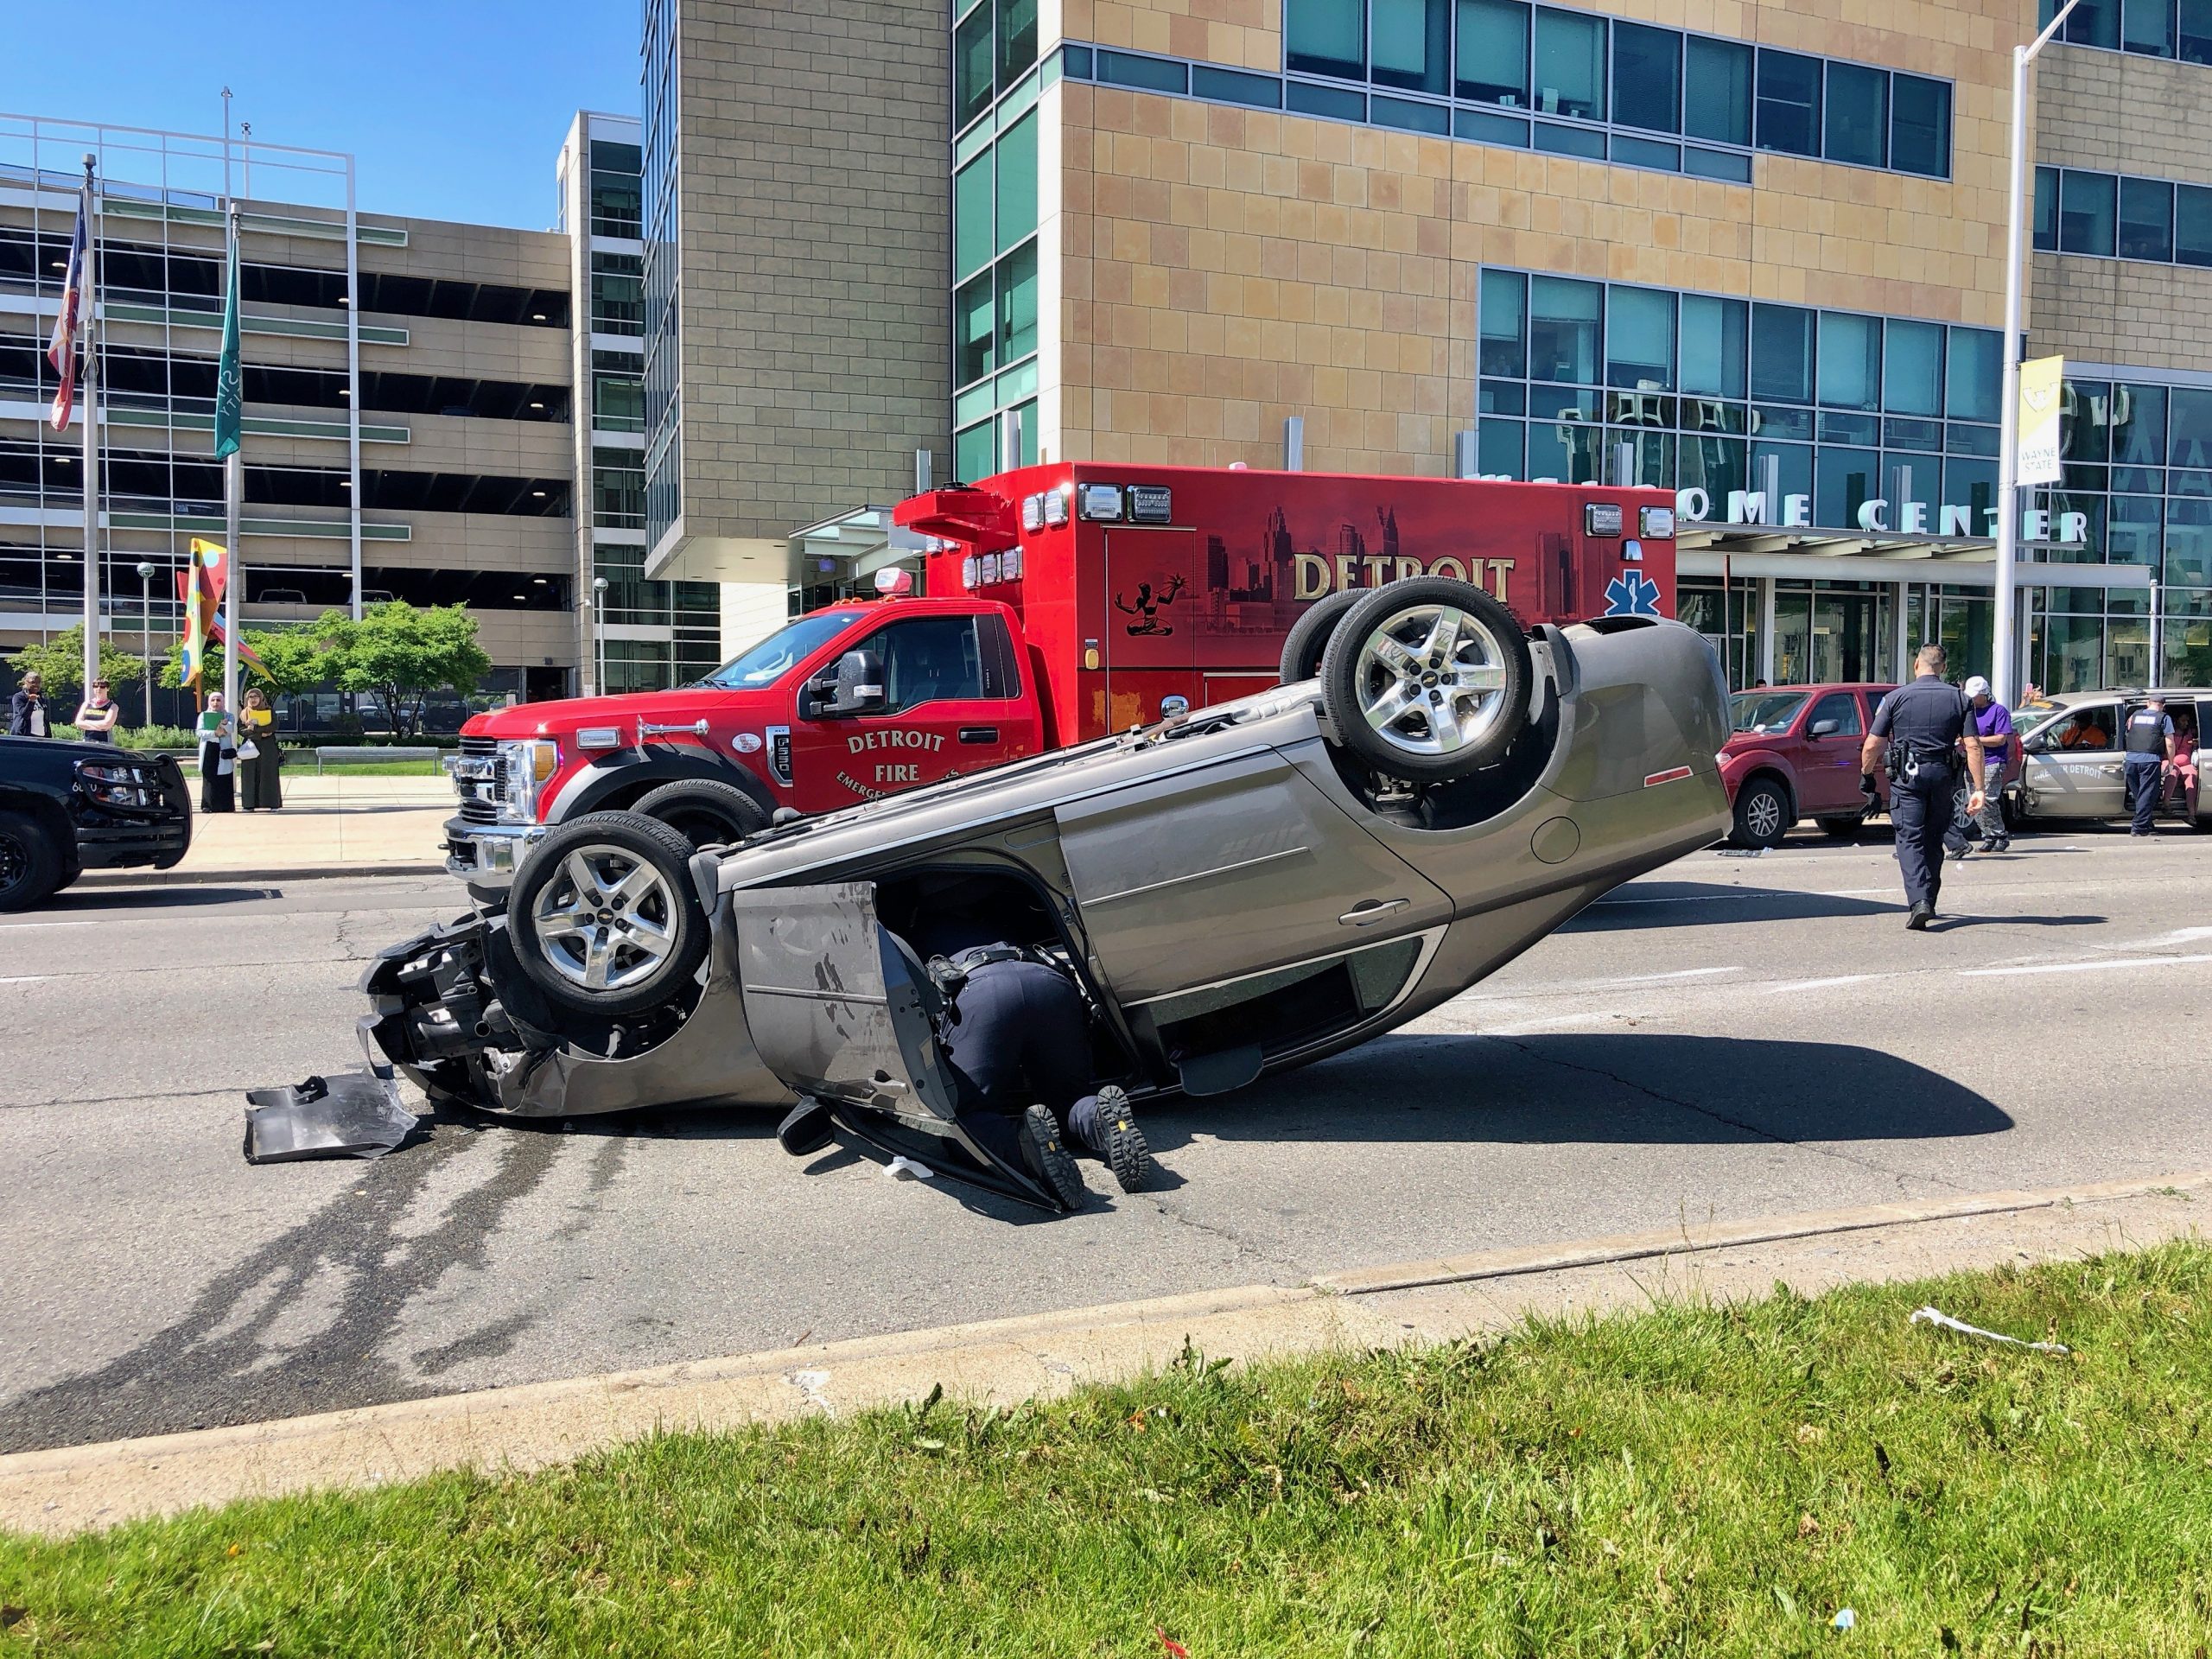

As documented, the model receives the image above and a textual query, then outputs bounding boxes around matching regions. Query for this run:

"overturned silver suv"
[364,581,1730,1209]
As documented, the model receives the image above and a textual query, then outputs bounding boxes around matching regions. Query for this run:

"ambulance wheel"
[632,779,768,850]
[1318,577,1533,783]
[507,811,709,1019]
[1278,588,1364,685]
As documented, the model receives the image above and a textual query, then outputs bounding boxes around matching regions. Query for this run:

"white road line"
[1480,1010,1644,1037]
[0,975,53,985]
[0,920,103,931]
[1465,965,1741,1001]
[1765,975,1875,993]
[1961,953,2212,979]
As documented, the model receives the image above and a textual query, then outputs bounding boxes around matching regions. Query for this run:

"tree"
[5,626,147,703]
[315,601,492,739]
[160,625,327,698]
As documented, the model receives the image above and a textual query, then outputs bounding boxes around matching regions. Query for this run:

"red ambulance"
[442,463,1677,899]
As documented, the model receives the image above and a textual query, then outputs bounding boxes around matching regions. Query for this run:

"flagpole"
[79,154,100,701]
[221,199,242,719]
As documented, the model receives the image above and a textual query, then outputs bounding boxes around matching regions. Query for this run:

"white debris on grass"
[1909,1306,2069,1355]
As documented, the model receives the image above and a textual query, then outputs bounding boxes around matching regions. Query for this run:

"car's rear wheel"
[1277,588,1363,685]
[1731,778,1792,849]
[1318,577,1533,783]
[507,811,709,1019]
[0,810,64,912]
[632,779,768,850]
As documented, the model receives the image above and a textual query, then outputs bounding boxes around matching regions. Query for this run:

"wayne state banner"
[2017,355,2064,487]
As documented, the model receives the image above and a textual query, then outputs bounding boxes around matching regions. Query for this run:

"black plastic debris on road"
[243,1069,420,1165]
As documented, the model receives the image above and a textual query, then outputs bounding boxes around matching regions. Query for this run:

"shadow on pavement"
[47,885,282,909]
[1565,881,1901,930]
[1144,1032,2012,1153]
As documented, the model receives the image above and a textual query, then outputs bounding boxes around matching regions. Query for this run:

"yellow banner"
[2017,355,2064,487]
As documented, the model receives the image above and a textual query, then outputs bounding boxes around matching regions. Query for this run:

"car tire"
[506,810,709,1020]
[1731,778,1792,849]
[0,810,64,912]
[1277,588,1364,685]
[1317,576,1533,784]
[1815,814,1863,840]
[631,779,769,850]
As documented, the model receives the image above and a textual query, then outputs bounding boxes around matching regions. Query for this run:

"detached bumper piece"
[243,1068,418,1164]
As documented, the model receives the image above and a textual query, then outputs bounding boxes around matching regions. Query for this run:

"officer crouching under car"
[1861,645,1987,931]
[907,890,1154,1208]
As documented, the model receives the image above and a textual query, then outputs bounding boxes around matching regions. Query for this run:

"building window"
[2123,0,2177,54]
[996,0,1039,89]
[1455,0,1528,105]
[1945,330,2000,423]
[593,448,645,528]
[956,2,995,125]
[1823,62,1887,169]
[2059,168,2118,257]
[1287,0,1365,78]
[589,251,644,335]
[2034,166,2060,252]
[955,271,995,387]
[1679,294,1746,399]
[1610,21,1679,133]
[1372,0,1449,94]
[1531,8,1603,119]
[1605,284,1674,389]
[2119,176,2175,262]
[1884,320,1944,419]
[954,151,994,280]
[593,362,645,432]
[997,241,1039,364]
[1754,49,1821,157]
[1682,36,1751,148]
[1889,75,1949,179]
[2186,0,2212,62]
[995,111,1039,253]
[1478,268,1526,375]
[589,142,642,238]
[1528,275,1600,383]
[2179,183,2212,265]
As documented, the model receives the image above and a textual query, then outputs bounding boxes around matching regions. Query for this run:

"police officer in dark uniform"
[2122,693,2176,836]
[906,885,1154,1208]
[1861,645,1986,931]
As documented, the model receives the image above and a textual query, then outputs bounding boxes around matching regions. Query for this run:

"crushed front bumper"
[359,908,792,1119]
[442,815,543,893]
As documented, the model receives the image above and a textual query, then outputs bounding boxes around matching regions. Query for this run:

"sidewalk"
[80,774,451,885]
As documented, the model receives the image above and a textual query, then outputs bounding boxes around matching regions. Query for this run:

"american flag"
[47,182,91,432]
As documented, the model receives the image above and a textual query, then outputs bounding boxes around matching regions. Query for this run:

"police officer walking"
[1861,645,1987,931]
[2122,692,2177,836]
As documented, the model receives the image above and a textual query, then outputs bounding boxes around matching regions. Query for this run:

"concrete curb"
[76,862,447,888]
[5,1168,2206,1538]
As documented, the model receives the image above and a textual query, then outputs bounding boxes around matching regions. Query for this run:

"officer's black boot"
[1018,1103,1087,1209]
[1092,1084,1154,1192]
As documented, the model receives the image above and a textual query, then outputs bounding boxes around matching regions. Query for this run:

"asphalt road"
[4,830,2207,1453]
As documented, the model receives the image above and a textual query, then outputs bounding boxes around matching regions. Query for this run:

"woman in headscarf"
[196,691,237,813]
[238,686,283,810]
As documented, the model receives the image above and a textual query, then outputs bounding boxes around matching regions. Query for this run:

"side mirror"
[1809,719,1840,738]
[830,650,887,716]
[1160,694,1191,721]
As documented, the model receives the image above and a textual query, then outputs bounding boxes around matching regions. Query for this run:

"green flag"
[213,235,242,459]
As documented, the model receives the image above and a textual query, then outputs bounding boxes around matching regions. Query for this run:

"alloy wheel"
[1745,790,1784,841]
[0,830,27,893]
[1351,601,1515,760]
[528,842,681,993]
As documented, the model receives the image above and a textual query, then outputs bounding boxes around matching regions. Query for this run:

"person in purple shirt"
[1962,676,2014,852]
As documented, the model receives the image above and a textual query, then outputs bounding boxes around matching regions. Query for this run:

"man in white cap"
[1961,676,2015,853]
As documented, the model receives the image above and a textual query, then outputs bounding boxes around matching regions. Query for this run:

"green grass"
[6,1244,2212,1656]
[289,757,448,777]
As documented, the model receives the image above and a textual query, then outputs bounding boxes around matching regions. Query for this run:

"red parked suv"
[1720,683,1897,848]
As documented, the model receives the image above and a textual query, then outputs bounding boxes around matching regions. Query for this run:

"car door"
[1796,690,1866,815]
[2020,702,2123,818]
[726,880,1058,1205]
[1052,747,1454,1007]
[786,612,1027,812]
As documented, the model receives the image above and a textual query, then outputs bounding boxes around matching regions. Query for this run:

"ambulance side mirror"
[830,649,887,716]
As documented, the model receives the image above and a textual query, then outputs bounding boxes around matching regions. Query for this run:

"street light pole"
[1993,0,2077,709]
[136,560,154,726]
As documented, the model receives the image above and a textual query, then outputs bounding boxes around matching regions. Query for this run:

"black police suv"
[0,737,191,909]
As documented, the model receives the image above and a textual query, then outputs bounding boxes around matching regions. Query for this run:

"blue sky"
[3,1,639,228]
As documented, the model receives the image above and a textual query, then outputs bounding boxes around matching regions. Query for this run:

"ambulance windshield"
[696,610,866,689]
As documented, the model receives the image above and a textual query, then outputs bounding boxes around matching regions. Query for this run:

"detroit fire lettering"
[1186,504,1515,638]
[846,726,944,785]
